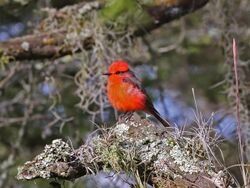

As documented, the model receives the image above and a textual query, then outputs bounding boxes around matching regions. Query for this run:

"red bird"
[104,60,171,127]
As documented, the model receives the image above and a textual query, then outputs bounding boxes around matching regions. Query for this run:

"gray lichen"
[170,144,200,174]
[17,116,234,187]
[91,116,232,187]
[20,41,30,51]
[17,139,84,180]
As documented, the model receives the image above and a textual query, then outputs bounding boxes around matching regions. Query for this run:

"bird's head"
[103,61,129,76]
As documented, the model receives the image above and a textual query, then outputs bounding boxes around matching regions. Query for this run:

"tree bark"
[0,0,209,60]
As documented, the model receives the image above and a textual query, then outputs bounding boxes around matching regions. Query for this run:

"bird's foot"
[118,112,134,122]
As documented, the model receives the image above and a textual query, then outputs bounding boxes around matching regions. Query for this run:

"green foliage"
[100,0,153,27]
[0,49,14,69]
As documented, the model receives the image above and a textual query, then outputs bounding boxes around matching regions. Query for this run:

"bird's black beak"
[103,73,111,76]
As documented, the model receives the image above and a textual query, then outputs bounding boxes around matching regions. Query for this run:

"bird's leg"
[118,112,134,122]
[125,112,134,121]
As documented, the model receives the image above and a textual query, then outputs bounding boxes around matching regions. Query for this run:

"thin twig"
[233,38,247,186]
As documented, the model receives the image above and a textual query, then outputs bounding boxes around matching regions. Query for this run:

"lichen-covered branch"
[0,1,99,60]
[0,0,209,60]
[0,30,93,60]
[17,116,234,187]
[16,139,87,180]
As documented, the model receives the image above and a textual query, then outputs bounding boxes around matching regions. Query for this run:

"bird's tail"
[148,107,171,127]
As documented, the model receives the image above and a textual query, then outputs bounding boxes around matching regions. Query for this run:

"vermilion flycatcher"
[104,60,171,127]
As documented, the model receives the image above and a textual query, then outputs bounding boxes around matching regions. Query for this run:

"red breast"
[106,61,146,112]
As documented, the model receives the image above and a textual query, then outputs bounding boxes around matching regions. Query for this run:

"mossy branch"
[17,116,233,187]
[0,0,209,60]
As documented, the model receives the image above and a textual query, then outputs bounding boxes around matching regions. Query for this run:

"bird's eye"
[115,71,121,74]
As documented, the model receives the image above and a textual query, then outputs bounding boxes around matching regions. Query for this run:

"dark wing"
[123,71,171,127]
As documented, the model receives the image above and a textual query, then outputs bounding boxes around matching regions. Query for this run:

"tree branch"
[139,0,209,33]
[17,116,233,187]
[0,30,94,60]
[0,0,209,60]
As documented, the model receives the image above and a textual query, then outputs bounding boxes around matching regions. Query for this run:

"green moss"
[0,49,14,69]
[166,138,176,147]
[94,136,124,172]
[100,0,153,27]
